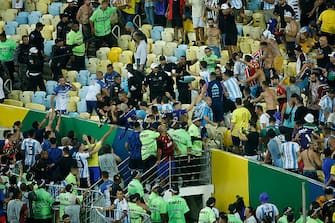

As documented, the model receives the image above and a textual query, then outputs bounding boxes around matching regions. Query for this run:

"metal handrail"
[92,206,151,223]
[133,14,141,29]
[4,78,12,93]
[111,24,121,40]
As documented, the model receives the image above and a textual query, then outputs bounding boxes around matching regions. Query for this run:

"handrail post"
[169,156,172,189]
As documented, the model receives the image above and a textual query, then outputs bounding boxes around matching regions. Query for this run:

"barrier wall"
[0,104,130,159]
[212,149,324,217]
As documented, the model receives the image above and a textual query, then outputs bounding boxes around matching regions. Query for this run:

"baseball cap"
[36,22,44,28]
[304,113,314,123]
[67,0,74,3]
[29,47,38,54]
[259,192,270,203]
[150,63,159,69]
[170,185,179,194]
[328,52,335,58]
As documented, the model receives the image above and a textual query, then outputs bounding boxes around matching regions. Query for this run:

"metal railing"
[4,79,12,93]
[91,207,151,223]
[133,14,142,29]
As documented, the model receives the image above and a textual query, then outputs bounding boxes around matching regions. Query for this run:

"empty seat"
[44,40,54,57]
[25,102,46,111]
[40,14,53,25]
[112,62,123,74]
[118,34,131,50]
[44,95,55,109]
[68,112,79,118]
[24,0,36,12]
[119,51,133,64]
[174,48,186,60]
[96,47,110,60]
[17,25,29,36]
[28,15,40,25]
[16,14,28,25]
[3,10,17,22]
[5,22,19,35]
[79,112,90,119]
[48,3,61,16]
[72,82,82,90]
[7,90,22,100]
[167,56,178,64]
[46,80,57,95]
[36,2,48,14]
[96,60,110,73]
[76,70,89,86]
[163,42,177,56]
[90,115,100,122]
[30,11,42,18]
[0,0,11,10]
[65,70,78,83]
[4,99,24,107]
[20,91,34,104]
[146,54,157,68]
[150,28,162,41]
[161,29,174,42]
[108,47,122,63]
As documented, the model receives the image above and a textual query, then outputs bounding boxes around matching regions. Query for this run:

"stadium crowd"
[0,0,335,221]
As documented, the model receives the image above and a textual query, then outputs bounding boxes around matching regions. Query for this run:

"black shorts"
[171,16,183,28]
[80,177,90,188]
[232,136,241,147]
[129,158,144,171]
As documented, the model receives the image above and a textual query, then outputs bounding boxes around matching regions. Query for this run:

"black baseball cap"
[36,22,45,28]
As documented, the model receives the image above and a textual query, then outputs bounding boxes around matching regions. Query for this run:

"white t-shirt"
[113,198,129,222]
[230,0,242,9]
[85,82,101,101]
[281,141,300,169]
[256,203,279,223]
[190,0,205,17]
[0,77,4,100]
[21,138,42,166]
[200,70,210,83]
[245,215,257,223]
[52,84,73,110]
[75,152,90,179]
[260,113,270,129]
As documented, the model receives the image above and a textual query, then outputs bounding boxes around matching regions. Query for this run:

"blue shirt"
[104,71,120,87]
[100,180,114,193]
[267,137,283,168]
[95,78,108,89]
[0,189,5,216]
[42,140,51,151]
[200,105,213,127]
[323,158,335,184]
[47,147,62,164]
[172,109,187,121]
[207,80,223,102]
[127,131,142,159]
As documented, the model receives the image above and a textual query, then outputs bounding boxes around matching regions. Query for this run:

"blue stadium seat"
[150,29,162,41]
[32,94,45,105]
[44,40,55,57]
[48,3,61,16]
[28,15,40,25]
[167,56,178,64]
[121,77,129,94]
[34,91,47,97]
[16,14,28,25]
[44,95,56,109]
[30,11,42,18]
[236,24,243,36]
[77,100,87,113]
[5,22,18,35]
[136,110,146,119]
[178,44,188,51]
[174,48,186,60]
[18,12,30,17]
[77,70,90,86]
[68,112,80,117]
[45,80,57,95]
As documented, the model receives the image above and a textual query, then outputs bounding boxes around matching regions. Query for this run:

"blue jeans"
[86,100,97,114]
[122,11,135,23]
[145,6,155,25]
[209,46,221,58]
[221,33,226,47]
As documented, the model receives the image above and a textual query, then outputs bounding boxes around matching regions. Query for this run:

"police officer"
[27,47,46,91]
[56,13,71,41]
[15,35,30,88]
[64,0,79,23]
[144,63,169,102]
[176,56,192,104]
[29,22,45,54]
[126,63,144,105]
[110,74,122,103]
[51,38,71,81]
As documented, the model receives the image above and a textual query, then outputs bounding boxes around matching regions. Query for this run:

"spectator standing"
[85,73,104,114]
[50,77,77,114]
[89,0,117,48]
[317,2,335,46]
[223,70,242,103]
[110,74,122,103]
[298,141,322,180]
[76,0,93,41]
[128,171,144,198]
[207,72,224,124]
[281,134,300,170]
[98,144,121,180]
[319,89,335,125]
[121,0,140,23]
[14,35,30,89]
[256,192,279,223]
[323,148,335,185]
[148,185,167,223]
[280,97,297,137]
[198,197,217,223]
[206,18,222,58]
[244,206,257,223]
[109,189,128,223]
[154,0,167,26]
[29,23,45,55]
[99,171,113,208]
[326,52,335,89]
[316,36,332,69]
[166,0,185,42]
[21,130,42,169]
[201,47,219,72]
[64,0,79,23]
[238,121,259,161]
[255,105,270,129]
[56,13,70,41]
[204,0,219,23]
[176,56,192,104]
[7,188,28,223]
[166,185,190,223]
[50,38,72,81]
[125,122,143,172]
[0,31,16,82]
[144,0,155,25]
[54,147,77,181]
[33,179,55,223]
[188,0,205,45]
[134,32,147,73]
[273,0,295,29]
[144,63,169,102]
[126,64,144,105]
[66,21,86,71]
[283,11,298,57]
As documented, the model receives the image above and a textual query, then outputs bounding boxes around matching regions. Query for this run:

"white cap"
[221,3,229,10]
[304,113,314,123]
[29,47,38,54]
[67,0,74,3]
[150,63,159,69]
[284,11,293,18]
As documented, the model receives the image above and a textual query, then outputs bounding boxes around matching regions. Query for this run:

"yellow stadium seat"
[79,112,90,119]
[250,40,260,53]
[189,61,200,73]
[119,51,133,64]
[25,103,46,111]
[67,100,77,112]
[96,47,110,60]
[72,82,82,89]
[112,62,123,74]
[146,54,157,68]
[191,76,201,91]
[108,47,122,63]
[147,38,153,53]
[128,40,136,52]
[39,0,51,5]
[161,29,174,42]
[221,50,229,65]
[239,40,251,54]
[9,35,21,44]
[40,14,53,26]
[274,56,284,73]
[7,90,22,100]
[41,29,52,40]
[242,25,252,37]
[163,42,177,56]
[60,3,68,13]
[51,16,60,29]
[250,27,263,40]
[17,25,29,37]
[118,34,131,50]
[24,0,36,11]
[0,0,11,9]
[87,61,97,74]
[20,91,34,105]
[70,96,80,102]
[252,12,265,29]
[152,43,163,56]
[223,129,233,148]
[3,11,16,22]
[36,2,48,14]
[65,70,77,83]
[90,115,100,122]
[4,99,24,107]
[186,47,197,61]
[68,91,78,97]
[196,46,207,59]
[0,21,5,33]
[97,60,110,73]
[187,31,196,43]
[140,24,152,38]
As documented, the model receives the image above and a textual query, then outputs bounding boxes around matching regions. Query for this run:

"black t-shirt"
[172,0,180,17]
[244,131,259,156]
[317,46,332,68]
[96,96,110,110]
[294,106,309,123]
[322,199,335,223]
[54,156,77,180]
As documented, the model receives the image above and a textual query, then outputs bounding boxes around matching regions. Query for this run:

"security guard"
[63,0,78,23]
[58,184,81,220]
[128,193,148,223]
[66,21,85,71]
[56,13,71,41]
[51,38,71,80]
[166,185,190,223]
[144,63,169,102]
[126,63,143,105]
[198,197,217,223]
[148,184,167,223]
[27,47,46,91]
[29,22,45,54]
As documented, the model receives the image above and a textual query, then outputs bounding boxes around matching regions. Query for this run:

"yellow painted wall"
[212,149,249,212]
[0,104,29,128]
